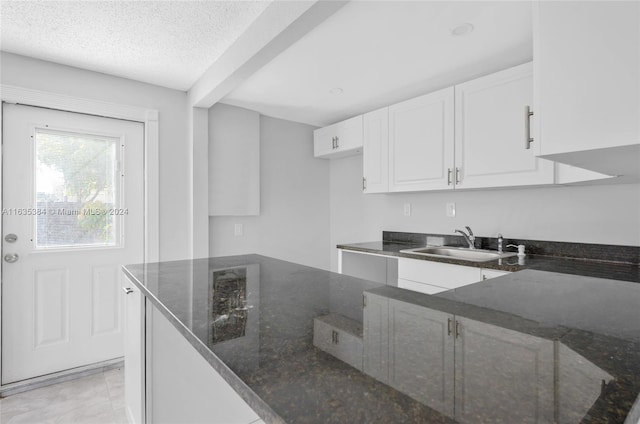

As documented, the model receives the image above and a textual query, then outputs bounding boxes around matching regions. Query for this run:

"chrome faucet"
[455,226,476,249]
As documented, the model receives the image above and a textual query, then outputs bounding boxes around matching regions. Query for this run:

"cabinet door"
[534,2,639,164]
[335,115,363,153]
[398,258,482,290]
[362,292,389,383]
[123,280,144,424]
[313,124,337,157]
[454,317,554,424]
[388,300,455,419]
[389,87,454,191]
[454,62,554,188]
[363,107,389,193]
[314,116,363,159]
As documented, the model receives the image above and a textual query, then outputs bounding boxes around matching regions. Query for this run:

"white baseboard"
[0,357,124,398]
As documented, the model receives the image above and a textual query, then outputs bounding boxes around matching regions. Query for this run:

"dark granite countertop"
[337,240,640,283]
[123,253,640,424]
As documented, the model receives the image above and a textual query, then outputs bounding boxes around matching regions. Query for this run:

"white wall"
[208,104,260,216]
[1,52,190,261]
[330,155,640,271]
[210,115,330,270]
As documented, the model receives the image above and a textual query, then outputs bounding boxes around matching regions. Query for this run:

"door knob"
[4,253,19,263]
[122,287,134,294]
[4,233,17,243]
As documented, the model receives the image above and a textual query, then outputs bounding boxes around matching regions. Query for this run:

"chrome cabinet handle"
[122,287,134,295]
[447,318,453,336]
[447,168,452,185]
[524,106,534,149]
[332,137,336,149]
[335,136,339,149]
[4,253,19,263]
[455,168,461,185]
[362,177,367,191]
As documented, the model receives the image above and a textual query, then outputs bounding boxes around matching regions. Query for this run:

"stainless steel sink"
[400,246,517,262]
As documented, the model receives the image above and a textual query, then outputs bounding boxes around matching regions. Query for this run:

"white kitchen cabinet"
[362,292,389,383]
[362,107,389,193]
[389,87,454,192]
[398,258,482,291]
[147,303,260,424]
[454,62,555,189]
[533,1,640,179]
[388,299,454,418]
[123,279,144,424]
[314,115,363,159]
[338,249,398,286]
[454,317,555,423]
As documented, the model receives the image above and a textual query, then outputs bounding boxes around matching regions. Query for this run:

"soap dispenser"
[507,244,526,257]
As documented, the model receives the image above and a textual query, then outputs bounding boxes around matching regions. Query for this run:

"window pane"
[35,129,119,248]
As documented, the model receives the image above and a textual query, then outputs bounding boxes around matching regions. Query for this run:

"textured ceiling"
[0,0,271,90]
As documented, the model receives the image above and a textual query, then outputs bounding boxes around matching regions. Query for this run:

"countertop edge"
[121,266,287,424]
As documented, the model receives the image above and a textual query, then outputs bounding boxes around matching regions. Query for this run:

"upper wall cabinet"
[363,107,389,193]
[314,115,363,159]
[389,87,455,192]
[454,62,554,189]
[533,1,640,180]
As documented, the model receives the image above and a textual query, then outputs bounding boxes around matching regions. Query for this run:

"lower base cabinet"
[123,290,263,424]
[398,258,482,294]
[146,304,261,424]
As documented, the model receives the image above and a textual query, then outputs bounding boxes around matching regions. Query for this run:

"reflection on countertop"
[123,254,640,424]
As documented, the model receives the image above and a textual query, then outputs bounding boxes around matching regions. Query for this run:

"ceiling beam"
[187,0,347,108]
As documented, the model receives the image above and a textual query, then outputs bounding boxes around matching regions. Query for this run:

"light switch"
[404,203,411,216]
[234,223,243,236]
[446,202,456,217]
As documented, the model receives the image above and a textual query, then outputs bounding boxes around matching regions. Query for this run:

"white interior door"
[2,104,144,384]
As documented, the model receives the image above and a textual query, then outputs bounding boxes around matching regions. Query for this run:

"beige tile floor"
[0,367,126,424]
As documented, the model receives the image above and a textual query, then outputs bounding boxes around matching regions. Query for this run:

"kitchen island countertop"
[123,254,640,424]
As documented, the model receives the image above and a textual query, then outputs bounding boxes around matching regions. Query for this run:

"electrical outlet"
[446,202,456,217]
[403,203,411,216]
[234,223,243,236]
